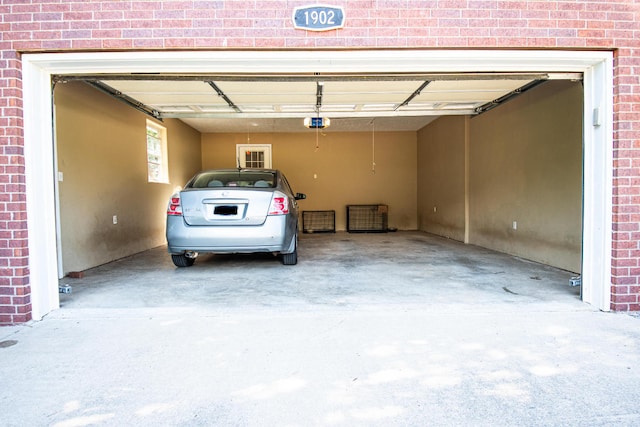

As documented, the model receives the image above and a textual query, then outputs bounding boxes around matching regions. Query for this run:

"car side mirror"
[295,193,306,200]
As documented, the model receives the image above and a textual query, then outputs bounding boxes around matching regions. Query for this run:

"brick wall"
[0,0,639,322]
[0,46,30,325]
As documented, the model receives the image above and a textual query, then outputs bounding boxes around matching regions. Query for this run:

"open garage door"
[23,50,613,319]
[65,72,552,131]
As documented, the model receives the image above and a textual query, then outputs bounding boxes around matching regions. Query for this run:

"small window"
[147,121,168,183]
[236,144,272,169]
[245,150,265,168]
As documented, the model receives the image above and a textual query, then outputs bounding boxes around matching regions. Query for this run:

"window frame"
[146,120,169,184]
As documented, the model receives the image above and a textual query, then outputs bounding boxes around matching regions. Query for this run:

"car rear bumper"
[166,215,295,254]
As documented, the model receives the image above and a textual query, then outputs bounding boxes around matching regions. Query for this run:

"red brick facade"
[1,1,639,323]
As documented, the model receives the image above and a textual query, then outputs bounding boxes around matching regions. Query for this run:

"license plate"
[214,205,238,216]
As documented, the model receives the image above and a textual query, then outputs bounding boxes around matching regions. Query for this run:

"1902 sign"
[293,5,345,31]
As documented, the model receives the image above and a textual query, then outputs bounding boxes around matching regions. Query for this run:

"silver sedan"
[166,169,306,267]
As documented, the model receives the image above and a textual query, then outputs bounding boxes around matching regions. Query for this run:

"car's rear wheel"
[171,254,195,267]
[282,235,298,265]
[282,249,297,265]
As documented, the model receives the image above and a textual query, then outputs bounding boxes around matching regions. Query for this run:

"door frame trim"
[22,49,613,319]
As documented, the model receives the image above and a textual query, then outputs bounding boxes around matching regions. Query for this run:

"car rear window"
[189,171,276,189]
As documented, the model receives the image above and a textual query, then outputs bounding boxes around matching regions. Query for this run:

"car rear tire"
[282,235,298,265]
[172,254,195,267]
[282,249,297,265]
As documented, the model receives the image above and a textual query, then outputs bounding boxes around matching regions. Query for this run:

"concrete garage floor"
[60,231,582,310]
[2,231,640,426]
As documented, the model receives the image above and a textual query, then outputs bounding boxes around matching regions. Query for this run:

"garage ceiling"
[74,73,562,132]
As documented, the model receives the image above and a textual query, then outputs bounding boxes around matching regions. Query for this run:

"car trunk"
[180,188,273,226]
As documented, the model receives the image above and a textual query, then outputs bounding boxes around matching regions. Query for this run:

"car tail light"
[268,192,289,215]
[167,194,182,216]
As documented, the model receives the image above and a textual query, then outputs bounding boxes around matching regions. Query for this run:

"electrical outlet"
[113,215,118,225]
[433,206,437,213]
[512,221,517,230]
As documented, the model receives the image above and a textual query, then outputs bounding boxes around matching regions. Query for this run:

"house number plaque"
[293,5,345,31]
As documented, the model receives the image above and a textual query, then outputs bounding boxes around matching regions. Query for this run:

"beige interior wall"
[201,131,418,230]
[417,115,467,241]
[55,81,202,274]
[468,80,583,272]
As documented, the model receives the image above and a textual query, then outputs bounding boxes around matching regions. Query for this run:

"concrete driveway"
[2,232,640,426]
